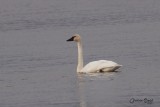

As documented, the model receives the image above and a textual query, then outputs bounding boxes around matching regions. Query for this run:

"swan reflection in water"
[77,72,118,107]
[77,75,87,107]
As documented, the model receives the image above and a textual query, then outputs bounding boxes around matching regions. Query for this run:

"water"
[0,0,160,107]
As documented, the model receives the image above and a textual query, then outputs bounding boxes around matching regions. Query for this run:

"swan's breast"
[81,61,100,73]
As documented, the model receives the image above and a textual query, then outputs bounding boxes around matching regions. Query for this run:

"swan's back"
[80,60,121,73]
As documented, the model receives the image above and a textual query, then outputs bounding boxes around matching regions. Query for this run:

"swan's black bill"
[66,36,75,42]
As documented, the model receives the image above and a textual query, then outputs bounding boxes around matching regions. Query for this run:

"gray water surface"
[0,0,160,107]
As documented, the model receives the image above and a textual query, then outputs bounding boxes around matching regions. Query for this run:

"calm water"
[0,0,160,107]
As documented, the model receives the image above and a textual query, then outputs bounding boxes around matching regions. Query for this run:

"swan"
[66,34,122,73]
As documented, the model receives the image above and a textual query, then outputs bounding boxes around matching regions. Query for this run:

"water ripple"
[0,11,160,31]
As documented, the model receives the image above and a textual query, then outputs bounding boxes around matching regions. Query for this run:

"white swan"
[67,34,122,73]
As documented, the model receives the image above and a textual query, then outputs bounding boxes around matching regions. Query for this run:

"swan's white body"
[81,60,121,73]
[67,34,122,73]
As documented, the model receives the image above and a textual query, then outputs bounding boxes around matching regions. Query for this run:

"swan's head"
[66,34,81,42]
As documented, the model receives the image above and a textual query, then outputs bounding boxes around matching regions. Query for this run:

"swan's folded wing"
[96,60,121,71]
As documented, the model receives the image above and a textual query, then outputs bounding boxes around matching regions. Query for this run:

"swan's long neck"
[77,41,84,72]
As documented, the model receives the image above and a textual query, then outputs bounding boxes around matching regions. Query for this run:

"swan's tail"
[116,64,122,69]
[118,65,123,67]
